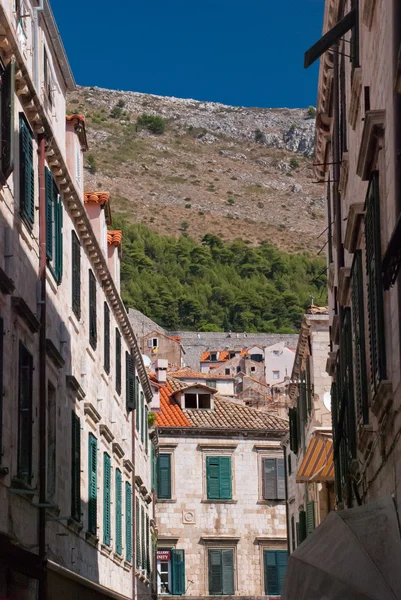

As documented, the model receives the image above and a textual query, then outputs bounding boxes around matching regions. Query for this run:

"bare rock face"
[69,86,324,253]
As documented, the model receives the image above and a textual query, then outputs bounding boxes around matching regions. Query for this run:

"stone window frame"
[257,538,287,596]
[157,443,177,504]
[254,445,284,505]
[199,443,238,504]
[201,538,240,597]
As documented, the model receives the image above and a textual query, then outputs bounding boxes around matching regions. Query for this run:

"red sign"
[157,550,171,561]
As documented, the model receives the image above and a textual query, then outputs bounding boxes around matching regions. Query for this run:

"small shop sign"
[157,550,171,561]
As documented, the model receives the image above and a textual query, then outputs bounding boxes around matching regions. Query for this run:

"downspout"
[38,135,47,600]
[33,0,45,92]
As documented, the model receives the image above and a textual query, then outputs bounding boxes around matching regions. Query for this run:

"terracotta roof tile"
[169,368,234,380]
[84,191,110,205]
[66,114,88,150]
[107,230,122,247]
[155,379,190,428]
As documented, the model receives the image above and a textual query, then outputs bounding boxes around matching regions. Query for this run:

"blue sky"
[51,0,324,108]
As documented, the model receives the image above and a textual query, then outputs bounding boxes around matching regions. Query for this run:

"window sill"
[85,531,99,547]
[371,380,393,417]
[123,560,132,571]
[100,543,112,558]
[67,517,83,535]
[201,499,237,504]
[69,314,80,335]
[257,499,286,505]
[157,498,177,504]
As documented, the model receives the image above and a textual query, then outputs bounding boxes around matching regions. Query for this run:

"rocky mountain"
[68,86,325,252]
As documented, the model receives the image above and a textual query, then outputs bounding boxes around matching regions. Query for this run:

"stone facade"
[0,2,154,598]
[142,330,185,369]
[264,344,295,386]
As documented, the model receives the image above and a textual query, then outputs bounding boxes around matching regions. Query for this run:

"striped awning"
[296,433,334,483]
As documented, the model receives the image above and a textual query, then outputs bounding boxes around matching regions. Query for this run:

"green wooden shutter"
[219,456,232,499]
[126,352,136,411]
[306,500,315,535]
[115,329,121,395]
[306,357,312,413]
[125,482,132,562]
[141,392,145,444]
[263,458,276,500]
[19,114,34,226]
[71,232,81,319]
[289,408,299,455]
[17,343,33,482]
[45,167,53,260]
[365,172,386,394]
[208,550,222,595]
[136,384,140,431]
[172,549,185,595]
[115,469,122,555]
[145,406,149,455]
[221,549,234,595]
[206,456,220,499]
[264,550,279,595]
[89,270,97,349]
[291,515,295,551]
[141,506,145,569]
[1,59,15,180]
[55,194,63,282]
[352,251,369,425]
[298,510,307,543]
[276,458,285,500]
[157,454,171,499]
[71,411,81,521]
[136,499,140,567]
[146,514,150,575]
[88,434,97,535]
[103,453,111,545]
[276,551,288,594]
[104,304,110,374]
[340,308,357,459]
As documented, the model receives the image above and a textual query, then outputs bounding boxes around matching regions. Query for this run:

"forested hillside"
[116,216,327,333]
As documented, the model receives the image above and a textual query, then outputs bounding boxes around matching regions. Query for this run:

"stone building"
[168,367,235,397]
[0,2,154,598]
[153,373,289,599]
[142,330,185,369]
[282,310,334,553]
[264,343,295,387]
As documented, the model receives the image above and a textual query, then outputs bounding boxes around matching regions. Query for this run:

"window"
[47,383,56,497]
[115,329,121,395]
[89,270,97,349]
[208,549,234,595]
[351,251,368,424]
[298,510,307,543]
[306,500,315,535]
[88,434,97,535]
[45,167,63,283]
[158,550,172,594]
[71,232,81,319]
[229,352,236,359]
[291,516,296,551]
[157,454,172,499]
[250,353,262,362]
[206,456,232,500]
[145,405,149,454]
[273,371,280,380]
[262,458,285,500]
[71,411,81,522]
[206,380,216,388]
[152,338,158,348]
[184,392,211,410]
[0,60,15,180]
[287,453,291,476]
[264,550,287,596]
[102,303,110,374]
[136,498,141,568]
[236,366,241,373]
[289,408,299,455]
[146,514,150,576]
[251,366,256,373]
[43,47,53,106]
[18,343,33,482]
[115,469,122,555]
[19,114,34,227]
[365,173,386,395]
[136,387,141,432]
[141,390,145,444]
[126,482,132,562]
[141,506,145,570]
[157,549,185,595]
[210,353,217,362]
[103,453,111,546]
[273,350,280,357]
[225,368,230,376]
[126,352,136,411]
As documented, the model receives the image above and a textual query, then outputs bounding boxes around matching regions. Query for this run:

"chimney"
[154,359,168,384]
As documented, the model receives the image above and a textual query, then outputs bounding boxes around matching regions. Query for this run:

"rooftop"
[169,367,234,380]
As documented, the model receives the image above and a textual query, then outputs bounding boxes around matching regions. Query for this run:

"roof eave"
[43,0,76,91]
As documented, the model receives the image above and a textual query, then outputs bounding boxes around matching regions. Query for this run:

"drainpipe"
[38,135,47,600]
[33,0,45,92]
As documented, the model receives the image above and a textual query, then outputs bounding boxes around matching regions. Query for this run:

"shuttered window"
[88,434,97,535]
[172,549,186,595]
[306,500,315,535]
[298,510,307,544]
[340,308,357,459]
[103,453,111,546]
[136,498,141,567]
[150,443,156,492]
[45,167,63,283]
[365,172,386,395]
[0,317,3,460]
[115,329,121,395]
[306,357,312,413]
[19,114,34,226]
[141,391,145,444]
[17,343,33,482]
[1,60,14,179]
[289,408,299,454]
[115,469,122,555]
[145,405,149,455]
[291,515,296,551]
[136,385,140,432]
[126,482,132,562]
[89,270,97,349]
[264,550,288,596]
[351,251,368,425]
[71,411,81,522]
[141,506,145,569]
[208,549,234,595]
[206,456,232,500]
[146,514,150,576]
[71,232,81,319]
[262,458,285,500]
[104,303,110,374]
[126,352,136,411]
[157,453,172,499]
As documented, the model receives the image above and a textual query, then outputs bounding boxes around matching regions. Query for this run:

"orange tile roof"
[66,113,85,124]
[201,350,231,362]
[84,191,110,206]
[169,368,234,380]
[155,379,190,428]
[107,230,122,247]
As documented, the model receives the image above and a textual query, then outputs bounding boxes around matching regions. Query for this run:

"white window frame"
[273,370,280,380]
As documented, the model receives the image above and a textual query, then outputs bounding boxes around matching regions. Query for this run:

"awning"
[281,496,401,600]
[296,433,334,483]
